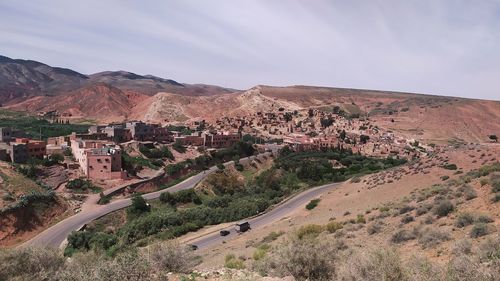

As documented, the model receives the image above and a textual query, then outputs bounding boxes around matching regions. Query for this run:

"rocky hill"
[0,55,236,105]
[1,55,499,143]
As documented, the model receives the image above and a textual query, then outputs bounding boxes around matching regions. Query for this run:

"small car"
[220,230,230,236]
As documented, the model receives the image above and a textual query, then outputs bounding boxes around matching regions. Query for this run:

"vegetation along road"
[187,181,339,250]
[23,152,275,248]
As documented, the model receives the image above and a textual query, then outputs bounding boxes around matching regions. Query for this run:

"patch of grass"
[296,224,324,239]
[326,221,343,233]
[224,254,245,269]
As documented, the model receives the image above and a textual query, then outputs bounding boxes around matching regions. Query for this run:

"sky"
[0,0,499,100]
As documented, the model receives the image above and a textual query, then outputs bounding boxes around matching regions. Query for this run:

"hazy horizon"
[1,0,499,100]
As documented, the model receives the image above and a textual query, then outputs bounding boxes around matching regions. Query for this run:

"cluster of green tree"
[121,151,162,175]
[275,146,407,183]
[66,178,101,193]
[17,155,65,179]
[159,189,201,205]
[66,145,406,255]
[139,145,174,160]
[172,141,187,153]
[0,109,89,139]
[165,125,192,135]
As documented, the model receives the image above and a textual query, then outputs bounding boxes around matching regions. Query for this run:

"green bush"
[442,163,458,170]
[173,141,187,153]
[128,194,150,217]
[296,224,324,239]
[305,199,320,210]
[326,221,343,233]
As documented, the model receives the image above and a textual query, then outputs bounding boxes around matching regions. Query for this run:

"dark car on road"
[220,230,230,236]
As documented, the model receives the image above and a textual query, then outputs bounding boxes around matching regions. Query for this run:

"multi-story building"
[0,127,12,143]
[0,147,7,161]
[71,139,126,180]
[174,135,204,146]
[103,126,132,143]
[203,131,241,148]
[125,121,170,142]
[8,143,29,163]
[14,138,46,159]
[0,127,25,143]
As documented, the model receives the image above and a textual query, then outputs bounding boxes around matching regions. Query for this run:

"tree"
[130,194,150,214]
[284,112,293,122]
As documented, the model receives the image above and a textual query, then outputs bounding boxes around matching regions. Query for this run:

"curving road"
[23,152,272,248]
[187,181,339,250]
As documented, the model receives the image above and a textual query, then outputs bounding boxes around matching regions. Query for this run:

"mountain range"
[1,55,499,143]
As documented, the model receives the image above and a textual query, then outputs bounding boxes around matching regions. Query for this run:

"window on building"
[97,159,102,163]
[89,166,93,169]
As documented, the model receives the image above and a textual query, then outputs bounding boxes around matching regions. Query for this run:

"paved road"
[23,153,272,248]
[188,181,339,250]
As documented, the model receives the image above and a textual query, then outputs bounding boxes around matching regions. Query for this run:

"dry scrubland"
[184,145,499,280]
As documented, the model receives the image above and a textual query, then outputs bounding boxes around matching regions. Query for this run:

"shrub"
[0,247,64,281]
[480,178,489,186]
[265,237,337,281]
[462,186,477,200]
[356,214,366,224]
[296,224,324,239]
[305,199,320,210]
[415,206,429,216]
[337,248,407,281]
[455,212,475,228]
[398,204,414,214]
[128,194,150,217]
[224,254,245,269]
[253,244,270,261]
[261,231,285,244]
[470,223,489,238]
[492,193,500,203]
[391,230,416,244]
[418,228,450,248]
[367,221,383,235]
[172,141,187,153]
[326,221,343,233]
[432,200,454,217]
[476,214,493,224]
[401,215,414,224]
[477,235,500,261]
[442,163,458,170]
[147,242,198,273]
[452,239,473,256]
